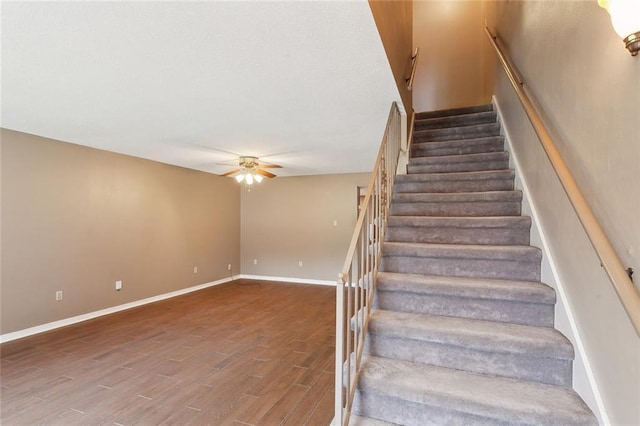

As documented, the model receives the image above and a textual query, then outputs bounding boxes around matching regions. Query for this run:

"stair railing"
[334,102,404,426]
[485,27,640,335]
[405,47,420,91]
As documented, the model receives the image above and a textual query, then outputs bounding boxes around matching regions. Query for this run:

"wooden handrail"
[405,48,420,91]
[485,26,640,335]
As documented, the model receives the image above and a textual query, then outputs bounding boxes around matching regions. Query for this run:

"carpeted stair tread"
[355,355,597,425]
[408,152,509,174]
[412,136,505,157]
[349,415,399,426]
[414,123,501,143]
[396,169,515,183]
[410,151,508,166]
[386,216,531,245]
[375,272,555,327]
[376,272,555,304]
[368,310,573,359]
[387,216,530,230]
[415,104,494,120]
[383,241,539,261]
[391,199,522,217]
[389,196,522,217]
[394,170,515,194]
[382,242,541,281]
[365,310,573,386]
[392,190,522,204]
[415,111,497,131]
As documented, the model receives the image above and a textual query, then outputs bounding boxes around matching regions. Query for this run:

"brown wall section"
[413,0,494,112]
[368,0,413,114]
[1,129,241,334]
[241,173,370,282]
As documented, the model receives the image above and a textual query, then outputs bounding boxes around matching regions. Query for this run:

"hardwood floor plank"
[236,366,308,424]
[304,386,336,426]
[258,383,310,425]
[216,394,260,426]
[283,370,333,426]
[1,280,335,425]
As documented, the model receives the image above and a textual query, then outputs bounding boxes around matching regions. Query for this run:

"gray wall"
[240,173,370,282]
[486,1,639,424]
[1,130,241,334]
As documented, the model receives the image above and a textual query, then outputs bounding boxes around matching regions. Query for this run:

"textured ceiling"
[1,1,401,177]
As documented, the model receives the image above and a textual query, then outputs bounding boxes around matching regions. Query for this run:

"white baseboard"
[492,96,609,425]
[0,277,233,344]
[238,274,336,286]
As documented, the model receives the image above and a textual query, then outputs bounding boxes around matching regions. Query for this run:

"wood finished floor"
[0,279,336,425]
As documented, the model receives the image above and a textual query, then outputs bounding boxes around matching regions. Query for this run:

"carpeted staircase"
[350,104,598,425]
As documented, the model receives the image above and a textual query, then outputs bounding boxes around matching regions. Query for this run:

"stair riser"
[353,391,509,426]
[414,124,501,143]
[386,226,530,246]
[394,179,514,194]
[375,291,554,327]
[410,152,508,166]
[390,201,521,217]
[364,335,572,387]
[415,112,497,131]
[408,159,509,174]
[416,104,494,120]
[412,141,504,157]
[381,256,541,281]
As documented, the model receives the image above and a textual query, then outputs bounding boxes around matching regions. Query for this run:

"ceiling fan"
[220,156,282,185]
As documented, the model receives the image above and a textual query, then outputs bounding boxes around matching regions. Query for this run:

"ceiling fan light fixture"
[220,156,280,185]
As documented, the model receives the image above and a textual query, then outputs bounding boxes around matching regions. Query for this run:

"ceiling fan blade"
[259,164,282,169]
[220,169,240,177]
[255,169,277,178]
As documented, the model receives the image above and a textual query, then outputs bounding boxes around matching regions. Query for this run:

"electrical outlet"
[115,280,122,291]
[55,290,63,301]
[193,266,198,274]
[298,261,303,267]
[253,259,258,265]
[333,219,338,227]
[227,264,232,271]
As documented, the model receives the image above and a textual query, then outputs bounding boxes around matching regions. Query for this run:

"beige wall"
[369,0,413,114]
[241,173,370,282]
[1,130,241,334]
[413,0,494,112]
[486,1,639,424]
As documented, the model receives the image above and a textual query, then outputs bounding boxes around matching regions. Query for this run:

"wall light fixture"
[599,0,640,56]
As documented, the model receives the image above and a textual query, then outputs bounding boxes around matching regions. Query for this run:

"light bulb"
[609,0,640,37]
[601,0,640,55]
[235,174,245,183]
[254,174,263,183]
[246,173,254,185]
